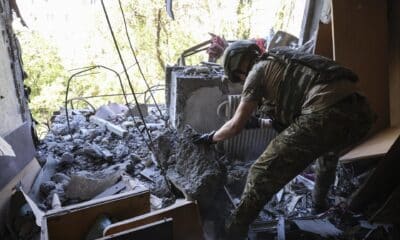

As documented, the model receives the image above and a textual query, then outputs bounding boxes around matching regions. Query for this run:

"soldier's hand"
[192,131,216,145]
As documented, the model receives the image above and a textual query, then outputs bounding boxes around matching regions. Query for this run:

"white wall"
[0,1,24,135]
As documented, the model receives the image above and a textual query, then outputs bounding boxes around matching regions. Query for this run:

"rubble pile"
[27,102,398,240]
[33,104,171,209]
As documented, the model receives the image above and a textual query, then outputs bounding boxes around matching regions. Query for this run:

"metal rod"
[65,66,97,138]
[65,65,150,149]
[100,2,172,194]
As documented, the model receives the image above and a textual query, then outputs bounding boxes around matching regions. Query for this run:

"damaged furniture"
[41,189,150,240]
[342,127,400,223]
[41,189,203,240]
[104,200,203,240]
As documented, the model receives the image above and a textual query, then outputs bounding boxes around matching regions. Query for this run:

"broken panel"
[41,190,150,240]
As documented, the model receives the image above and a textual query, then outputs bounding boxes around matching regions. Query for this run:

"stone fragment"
[153,127,223,210]
[60,152,74,163]
[39,181,56,197]
[65,169,121,200]
[51,173,71,185]
[75,144,104,160]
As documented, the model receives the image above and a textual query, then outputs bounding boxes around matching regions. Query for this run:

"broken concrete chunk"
[101,149,113,161]
[51,123,69,135]
[125,104,148,118]
[95,105,117,121]
[60,152,74,164]
[95,103,129,120]
[153,127,223,210]
[65,169,121,200]
[150,194,163,210]
[75,144,105,160]
[51,193,62,210]
[51,173,71,185]
[114,144,129,159]
[39,181,56,197]
[121,121,135,129]
[89,116,127,137]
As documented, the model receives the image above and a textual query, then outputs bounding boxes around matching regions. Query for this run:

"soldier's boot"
[224,147,314,239]
[312,153,339,214]
[224,183,271,239]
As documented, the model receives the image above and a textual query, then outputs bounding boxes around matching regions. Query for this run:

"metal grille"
[222,95,277,160]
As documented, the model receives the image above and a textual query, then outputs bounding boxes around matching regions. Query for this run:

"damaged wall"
[0,0,37,231]
[389,0,400,127]
[0,0,30,135]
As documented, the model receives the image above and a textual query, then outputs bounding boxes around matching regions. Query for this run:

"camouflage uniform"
[225,48,374,239]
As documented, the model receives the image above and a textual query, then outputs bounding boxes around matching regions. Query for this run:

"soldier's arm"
[213,100,258,142]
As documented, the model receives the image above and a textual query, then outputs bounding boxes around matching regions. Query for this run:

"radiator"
[219,95,277,160]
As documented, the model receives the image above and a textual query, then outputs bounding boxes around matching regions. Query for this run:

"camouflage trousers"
[225,93,374,239]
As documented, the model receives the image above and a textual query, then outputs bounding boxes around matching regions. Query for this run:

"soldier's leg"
[225,94,374,239]
[312,152,339,212]
[225,116,332,239]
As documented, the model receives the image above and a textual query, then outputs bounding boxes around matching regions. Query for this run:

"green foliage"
[18,31,67,98]
[17,30,68,133]
[273,0,297,33]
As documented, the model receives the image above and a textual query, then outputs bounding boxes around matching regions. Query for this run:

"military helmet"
[221,40,261,83]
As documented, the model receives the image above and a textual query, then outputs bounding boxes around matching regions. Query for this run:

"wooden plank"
[340,127,400,163]
[104,200,204,240]
[98,218,173,240]
[43,190,150,240]
[349,136,400,213]
[332,0,389,132]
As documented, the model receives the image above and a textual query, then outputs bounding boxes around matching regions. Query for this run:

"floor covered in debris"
[3,101,398,240]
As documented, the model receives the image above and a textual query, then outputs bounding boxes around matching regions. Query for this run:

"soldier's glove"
[244,116,261,129]
[271,120,286,133]
[192,131,216,145]
[245,116,273,129]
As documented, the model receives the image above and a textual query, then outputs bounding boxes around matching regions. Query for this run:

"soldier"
[193,40,374,239]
